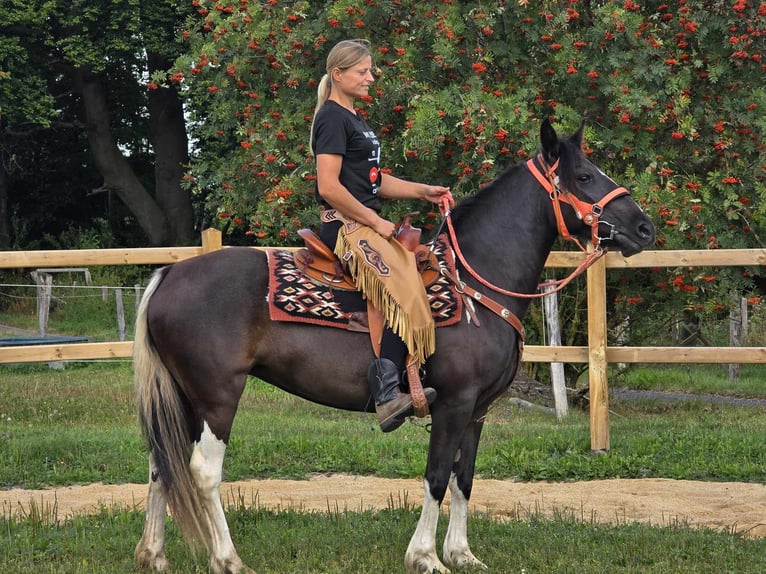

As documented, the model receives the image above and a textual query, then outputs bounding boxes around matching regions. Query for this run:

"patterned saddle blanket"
[266,236,463,331]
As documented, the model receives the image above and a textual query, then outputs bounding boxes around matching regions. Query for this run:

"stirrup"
[377,388,437,433]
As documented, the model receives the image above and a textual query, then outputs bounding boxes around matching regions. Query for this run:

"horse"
[133,119,655,574]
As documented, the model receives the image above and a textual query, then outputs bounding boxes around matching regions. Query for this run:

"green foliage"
[167,0,765,354]
[1,0,197,249]
[0,1,57,126]
[174,0,765,245]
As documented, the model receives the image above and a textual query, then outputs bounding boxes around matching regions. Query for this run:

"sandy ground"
[2,475,765,538]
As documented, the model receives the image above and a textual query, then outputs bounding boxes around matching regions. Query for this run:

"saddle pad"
[267,236,463,330]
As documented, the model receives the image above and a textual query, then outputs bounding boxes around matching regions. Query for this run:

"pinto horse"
[134,119,655,574]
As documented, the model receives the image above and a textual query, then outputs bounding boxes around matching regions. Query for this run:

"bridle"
[440,153,630,302]
[526,155,630,253]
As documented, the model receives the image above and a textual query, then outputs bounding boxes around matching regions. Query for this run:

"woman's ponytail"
[309,73,332,155]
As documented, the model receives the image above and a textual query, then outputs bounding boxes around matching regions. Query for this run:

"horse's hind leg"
[190,420,255,574]
[135,454,170,572]
[443,420,487,570]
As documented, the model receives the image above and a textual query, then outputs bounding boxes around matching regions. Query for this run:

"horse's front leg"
[443,419,488,570]
[405,406,475,574]
[406,478,451,574]
[135,453,170,572]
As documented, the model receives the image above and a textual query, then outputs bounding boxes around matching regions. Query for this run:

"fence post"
[543,284,569,419]
[31,271,52,337]
[729,294,749,382]
[587,254,609,453]
[201,228,223,253]
[115,288,126,342]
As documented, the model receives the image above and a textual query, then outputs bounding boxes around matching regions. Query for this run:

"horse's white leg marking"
[405,479,450,574]
[443,473,487,570]
[135,455,170,572]
[190,422,252,574]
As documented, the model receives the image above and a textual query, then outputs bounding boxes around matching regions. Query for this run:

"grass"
[2,504,766,573]
[0,279,141,343]
[612,362,766,398]
[1,362,766,573]
[1,362,765,488]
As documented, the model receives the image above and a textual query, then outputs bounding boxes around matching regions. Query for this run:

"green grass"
[2,362,766,573]
[0,281,140,342]
[1,362,765,488]
[1,504,765,573]
[612,363,766,398]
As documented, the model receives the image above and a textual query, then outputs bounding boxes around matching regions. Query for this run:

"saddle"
[294,214,441,291]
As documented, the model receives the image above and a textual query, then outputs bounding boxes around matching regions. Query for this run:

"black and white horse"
[134,120,655,573]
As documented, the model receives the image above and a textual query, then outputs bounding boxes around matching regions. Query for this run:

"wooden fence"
[2,228,765,451]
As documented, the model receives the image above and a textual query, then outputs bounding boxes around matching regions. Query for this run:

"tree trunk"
[73,67,171,245]
[0,130,10,249]
[146,51,195,246]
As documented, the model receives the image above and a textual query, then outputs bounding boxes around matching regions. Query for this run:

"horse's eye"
[577,174,592,184]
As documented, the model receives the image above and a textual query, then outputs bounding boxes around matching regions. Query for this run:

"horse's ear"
[570,120,586,149]
[540,118,560,162]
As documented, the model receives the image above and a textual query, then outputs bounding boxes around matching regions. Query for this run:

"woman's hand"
[422,185,454,209]
[372,215,397,240]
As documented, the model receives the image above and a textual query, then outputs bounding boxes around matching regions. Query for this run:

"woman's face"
[332,55,374,100]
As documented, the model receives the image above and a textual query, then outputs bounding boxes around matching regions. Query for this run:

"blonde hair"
[309,39,372,154]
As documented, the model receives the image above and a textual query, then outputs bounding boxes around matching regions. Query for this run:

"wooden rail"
[2,229,765,451]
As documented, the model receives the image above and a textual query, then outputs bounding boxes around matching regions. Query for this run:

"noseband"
[526,155,630,251]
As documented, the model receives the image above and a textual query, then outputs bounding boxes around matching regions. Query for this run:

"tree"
[170,0,764,349]
[0,0,196,246]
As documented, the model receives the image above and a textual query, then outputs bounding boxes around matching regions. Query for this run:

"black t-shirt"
[312,100,383,212]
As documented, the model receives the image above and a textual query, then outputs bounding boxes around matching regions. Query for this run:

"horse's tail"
[134,267,210,548]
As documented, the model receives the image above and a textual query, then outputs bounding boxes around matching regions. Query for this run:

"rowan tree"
[171,1,763,344]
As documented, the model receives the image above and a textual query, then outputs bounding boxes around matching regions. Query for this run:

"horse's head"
[537,119,656,257]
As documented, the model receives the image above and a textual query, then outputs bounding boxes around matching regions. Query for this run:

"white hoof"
[405,551,451,574]
[444,548,488,570]
[210,555,255,574]
[134,547,170,572]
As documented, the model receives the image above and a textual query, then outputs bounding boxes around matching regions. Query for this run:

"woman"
[310,39,453,432]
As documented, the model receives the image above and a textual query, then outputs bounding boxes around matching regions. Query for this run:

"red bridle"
[526,155,630,252]
[440,154,631,300]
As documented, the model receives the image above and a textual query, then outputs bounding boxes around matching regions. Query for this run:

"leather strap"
[440,267,526,341]
[367,300,384,358]
[406,357,429,418]
[526,155,629,250]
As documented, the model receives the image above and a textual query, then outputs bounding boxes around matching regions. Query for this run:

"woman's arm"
[316,153,395,237]
[379,174,453,206]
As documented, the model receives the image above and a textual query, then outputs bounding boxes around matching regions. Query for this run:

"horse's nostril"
[638,221,655,241]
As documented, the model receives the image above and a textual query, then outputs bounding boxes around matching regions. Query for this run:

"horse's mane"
[450,137,583,225]
[449,163,525,225]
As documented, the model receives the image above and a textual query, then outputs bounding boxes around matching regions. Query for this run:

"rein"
[440,154,629,301]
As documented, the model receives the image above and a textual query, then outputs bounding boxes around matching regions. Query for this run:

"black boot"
[367,358,436,433]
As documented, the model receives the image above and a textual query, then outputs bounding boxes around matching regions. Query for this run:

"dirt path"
[2,475,765,537]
